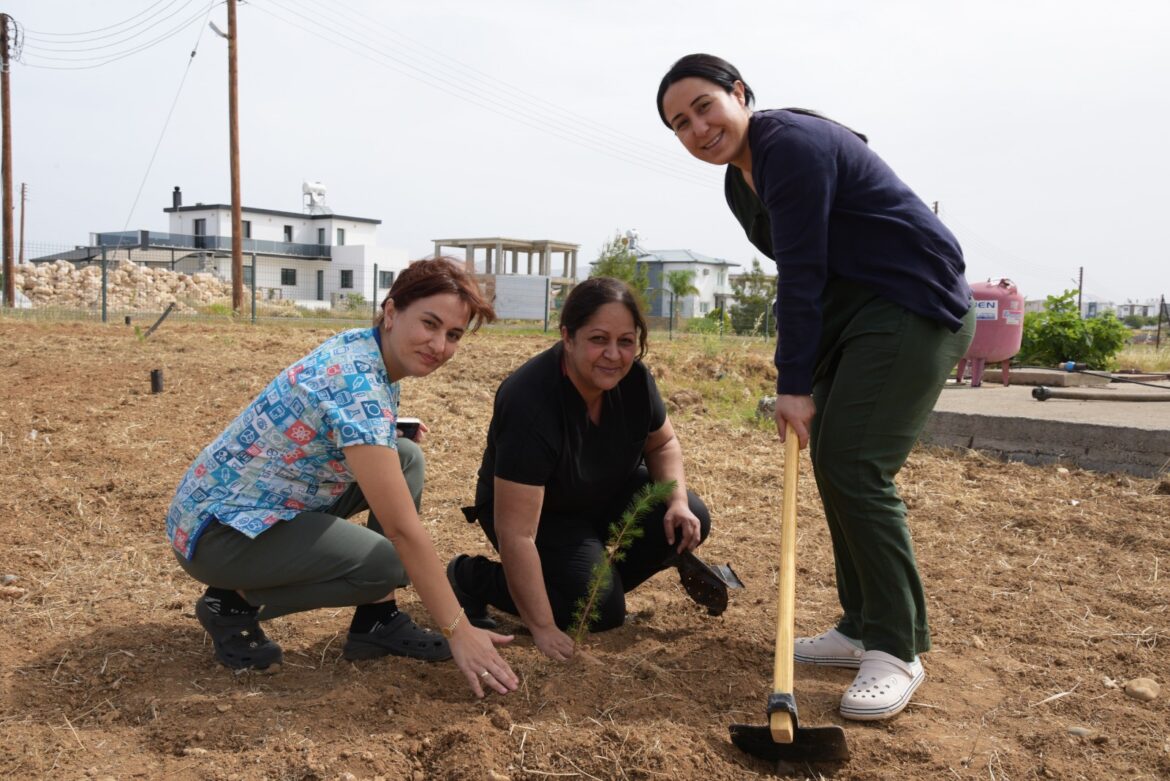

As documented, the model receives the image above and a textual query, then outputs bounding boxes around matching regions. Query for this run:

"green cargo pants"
[809,281,975,662]
[174,438,425,620]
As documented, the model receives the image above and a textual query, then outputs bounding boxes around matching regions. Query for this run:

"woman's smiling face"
[561,301,638,400]
[661,76,752,167]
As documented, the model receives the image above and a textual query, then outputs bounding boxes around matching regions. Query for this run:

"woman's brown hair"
[373,256,496,331]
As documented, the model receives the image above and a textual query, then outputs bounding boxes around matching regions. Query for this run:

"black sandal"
[195,598,283,670]
[675,551,743,617]
[342,610,452,661]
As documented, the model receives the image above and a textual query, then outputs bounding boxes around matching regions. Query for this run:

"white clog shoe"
[794,628,865,669]
[839,650,924,721]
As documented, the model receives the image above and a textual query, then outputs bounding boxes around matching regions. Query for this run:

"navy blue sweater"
[725,109,971,394]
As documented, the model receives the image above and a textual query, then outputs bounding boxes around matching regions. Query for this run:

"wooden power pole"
[18,181,25,265]
[1,15,14,308]
[227,0,244,313]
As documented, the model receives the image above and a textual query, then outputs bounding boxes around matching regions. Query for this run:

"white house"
[90,185,409,308]
[635,247,738,318]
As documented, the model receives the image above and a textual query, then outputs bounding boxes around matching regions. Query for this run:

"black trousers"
[466,467,711,631]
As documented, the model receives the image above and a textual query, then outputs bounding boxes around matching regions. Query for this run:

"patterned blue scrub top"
[167,327,400,560]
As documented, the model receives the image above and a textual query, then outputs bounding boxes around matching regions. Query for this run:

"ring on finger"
[479,670,491,679]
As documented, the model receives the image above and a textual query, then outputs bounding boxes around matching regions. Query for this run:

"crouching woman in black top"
[448,277,731,660]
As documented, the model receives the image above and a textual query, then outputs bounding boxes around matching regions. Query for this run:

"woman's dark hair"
[374,256,496,331]
[560,277,649,360]
[656,52,868,143]
[656,53,754,128]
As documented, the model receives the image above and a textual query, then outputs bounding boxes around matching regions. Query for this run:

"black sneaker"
[342,610,451,661]
[446,554,498,630]
[195,597,283,671]
[674,551,742,617]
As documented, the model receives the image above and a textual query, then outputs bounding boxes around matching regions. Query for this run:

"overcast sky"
[7,0,1169,303]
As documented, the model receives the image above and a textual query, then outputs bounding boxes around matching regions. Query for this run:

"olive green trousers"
[175,439,424,620]
[809,284,975,662]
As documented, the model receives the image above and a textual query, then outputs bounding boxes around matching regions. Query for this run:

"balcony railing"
[95,230,331,258]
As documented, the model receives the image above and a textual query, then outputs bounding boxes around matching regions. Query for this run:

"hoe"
[729,428,849,763]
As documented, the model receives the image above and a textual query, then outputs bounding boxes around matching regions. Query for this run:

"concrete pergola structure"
[432,237,579,281]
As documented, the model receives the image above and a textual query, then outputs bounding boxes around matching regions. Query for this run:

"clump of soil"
[1,320,1166,780]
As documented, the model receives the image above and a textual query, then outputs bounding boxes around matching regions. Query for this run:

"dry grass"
[0,317,1167,780]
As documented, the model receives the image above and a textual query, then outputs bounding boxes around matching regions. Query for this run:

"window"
[340,269,354,289]
[700,302,710,314]
[242,220,252,239]
[317,227,326,245]
[281,268,297,286]
[702,268,710,276]
[192,218,206,250]
[336,228,346,246]
[283,225,293,243]
[379,270,395,288]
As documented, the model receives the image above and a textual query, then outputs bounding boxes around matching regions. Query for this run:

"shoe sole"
[839,669,925,721]
[794,652,862,669]
[195,599,283,671]
[342,639,452,662]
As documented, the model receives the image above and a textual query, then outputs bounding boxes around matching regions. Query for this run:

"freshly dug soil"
[0,319,1166,780]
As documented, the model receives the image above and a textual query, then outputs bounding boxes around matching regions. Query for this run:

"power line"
[19,4,209,68]
[22,0,200,52]
[23,0,185,39]
[310,0,693,172]
[121,1,216,231]
[248,0,716,190]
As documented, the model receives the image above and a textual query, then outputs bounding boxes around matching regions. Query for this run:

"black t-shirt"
[474,343,667,539]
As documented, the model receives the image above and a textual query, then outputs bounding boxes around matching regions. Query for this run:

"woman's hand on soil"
[774,394,815,449]
[532,625,575,661]
[450,625,519,698]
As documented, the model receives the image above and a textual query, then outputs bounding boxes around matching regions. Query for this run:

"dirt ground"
[1,318,1166,781]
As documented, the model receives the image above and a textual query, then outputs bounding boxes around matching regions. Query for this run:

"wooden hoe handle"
[769,427,800,743]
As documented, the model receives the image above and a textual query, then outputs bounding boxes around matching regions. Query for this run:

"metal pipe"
[1032,386,1170,402]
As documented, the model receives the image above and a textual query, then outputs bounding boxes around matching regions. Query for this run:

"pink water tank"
[956,278,1025,387]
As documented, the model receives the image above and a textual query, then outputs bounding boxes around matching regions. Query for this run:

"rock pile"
[12,260,233,313]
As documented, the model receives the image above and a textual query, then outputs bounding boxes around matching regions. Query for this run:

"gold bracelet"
[442,606,465,638]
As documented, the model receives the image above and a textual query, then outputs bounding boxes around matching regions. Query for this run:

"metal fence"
[2,239,774,342]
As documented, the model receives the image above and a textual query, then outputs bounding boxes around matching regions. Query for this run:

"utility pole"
[18,181,25,265]
[1157,294,1165,351]
[1,15,14,308]
[932,200,939,215]
[227,0,244,314]
[1076,266,1084,318]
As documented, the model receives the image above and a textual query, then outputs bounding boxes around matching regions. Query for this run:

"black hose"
[1014,363,1170,393]
[1032,385,1170,402]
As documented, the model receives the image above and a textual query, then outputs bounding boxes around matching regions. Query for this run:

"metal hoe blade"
[728,723,849,763]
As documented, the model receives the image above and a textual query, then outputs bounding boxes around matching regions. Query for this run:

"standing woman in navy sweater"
[658,53,974,721]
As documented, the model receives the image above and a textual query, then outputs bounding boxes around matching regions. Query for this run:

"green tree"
[664,269,700,326]
[590,232,649,302]
[1018,290,1132,369]
[729,257,775,335]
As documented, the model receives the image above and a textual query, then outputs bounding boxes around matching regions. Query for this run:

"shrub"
[1018,290,1131,370]
[685,316,720,334]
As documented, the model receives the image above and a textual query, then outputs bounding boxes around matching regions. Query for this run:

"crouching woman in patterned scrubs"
[166,257,519,698]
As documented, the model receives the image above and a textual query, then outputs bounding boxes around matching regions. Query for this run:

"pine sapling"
[569,480,676,645]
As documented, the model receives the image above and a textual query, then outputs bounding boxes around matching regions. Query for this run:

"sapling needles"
[569,480,676,645]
